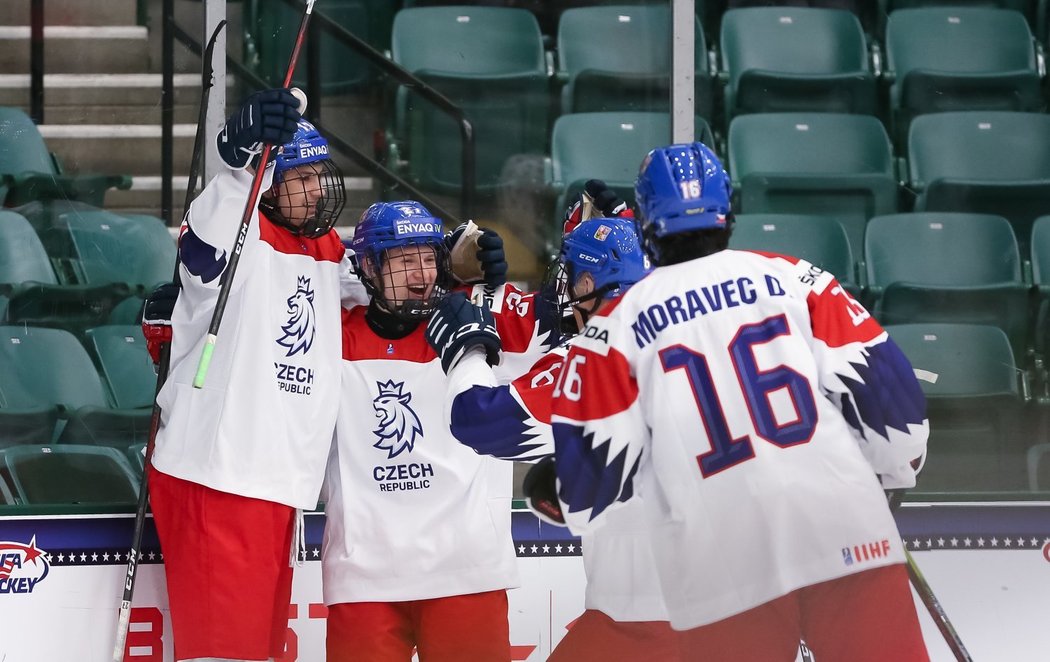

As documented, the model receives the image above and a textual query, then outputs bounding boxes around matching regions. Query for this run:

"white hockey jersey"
[446,346,671,622]
[551,250,929,631]
[322,283,554,604]
[153,164,365,510]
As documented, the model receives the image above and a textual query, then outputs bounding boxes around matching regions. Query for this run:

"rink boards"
[0,502,1048,661]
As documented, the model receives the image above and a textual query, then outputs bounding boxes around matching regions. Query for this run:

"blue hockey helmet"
[262,119,346,239]
[561,217,651,299]
[351,201,453,319]
[634,142,732,254]
[541,217,651,331]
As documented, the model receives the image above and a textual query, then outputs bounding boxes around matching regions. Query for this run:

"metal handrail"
[161,0,474,225]
[164,18,463,226]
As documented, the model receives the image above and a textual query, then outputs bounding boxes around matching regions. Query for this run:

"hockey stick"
[192,0,317,388]
[887,490,973,661]
[110,19,226,662]
[905,547,973,662]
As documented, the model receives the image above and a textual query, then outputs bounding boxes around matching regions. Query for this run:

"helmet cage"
[261,120,346,239]
[351,201,454,320]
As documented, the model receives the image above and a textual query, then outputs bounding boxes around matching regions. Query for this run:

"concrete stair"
[1,0,138,26]
[0,26,151,74]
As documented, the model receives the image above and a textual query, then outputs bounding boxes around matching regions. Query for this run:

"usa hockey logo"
[276,276,316,357]
[372,380,423,459]
[0,536,50,595]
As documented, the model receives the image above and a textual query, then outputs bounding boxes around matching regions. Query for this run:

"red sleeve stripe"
[553,345,637,421]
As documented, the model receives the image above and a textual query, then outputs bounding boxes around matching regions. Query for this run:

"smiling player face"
[379,244,439,309]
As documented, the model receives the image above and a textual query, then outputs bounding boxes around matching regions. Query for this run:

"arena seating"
[0,445,139,505]
[886,323,1025,492]
[864,212,1030,361]
[730,214,857,295]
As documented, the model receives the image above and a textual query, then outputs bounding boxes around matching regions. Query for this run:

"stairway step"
[0,74,230,106]
[39,123,196,176]
[0,26,150,74]
[0,0,138,27]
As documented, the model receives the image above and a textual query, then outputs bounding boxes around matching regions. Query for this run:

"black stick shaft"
[192,0,316,389]
[111,19,227,662]
[905,548,973,662]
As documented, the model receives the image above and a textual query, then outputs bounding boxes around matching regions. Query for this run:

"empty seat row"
[0,203,172,331]
[0,325,155,449]
[732,212,1050,364]
[727,110,1050,257]
[885,322,1030,493]
[0,444,141,506]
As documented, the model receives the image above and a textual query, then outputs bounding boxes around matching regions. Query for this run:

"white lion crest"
[277,276,316,357]
[372,380,423,459]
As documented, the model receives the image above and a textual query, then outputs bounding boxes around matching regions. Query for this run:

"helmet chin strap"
[566,283,616,326]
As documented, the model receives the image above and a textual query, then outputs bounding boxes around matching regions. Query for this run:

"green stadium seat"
[0,107,130,207]
[1028,215,1050,360]
[719,7,875,119]
[865,213,1029,360]
[727,112,897,258]
[0,445,139,505]
[83,326,157,410]
[547,111,715,251]
[41,208,176,294]
[126,442,147,476]
[730,214,857,294]
[907,112,1050,251]
[884,8,1042,144]
[556,4,713,119]
[390,6,549,193]
[0,209,128,336]
[887,323,1024,492]
[0,326,150,449]
[878,0,1034,35]
[0,473,14,505]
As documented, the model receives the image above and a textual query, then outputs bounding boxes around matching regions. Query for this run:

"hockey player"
[425,216,690,661]
[322,200,548,662]
[549,142,931,661]
[145,88,362,662]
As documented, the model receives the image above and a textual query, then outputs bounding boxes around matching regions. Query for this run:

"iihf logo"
[371,380,423,459]
[277,276,316,357]
[0,536,50,594]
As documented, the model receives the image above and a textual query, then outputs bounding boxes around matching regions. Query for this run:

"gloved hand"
[522,457,565,526]
[216,88,301,169]
[425,291,501,374]
[562,179,634,236]
[141,282,180,365]
[447,221,508,286]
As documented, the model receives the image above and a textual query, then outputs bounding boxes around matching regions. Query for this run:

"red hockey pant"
[326,590,511,662]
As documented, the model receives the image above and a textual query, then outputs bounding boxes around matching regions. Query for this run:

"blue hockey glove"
[562,179,634,235]
[447,223,508,286]
[216,88,301,169]
[425,291,501,374]
[523,457,565,526]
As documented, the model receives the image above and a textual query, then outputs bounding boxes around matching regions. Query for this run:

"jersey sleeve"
[786,258,929,489]
[178,165,274,289]
[470,282,560,358]
[444,350,561,461]
[550,313,646,534]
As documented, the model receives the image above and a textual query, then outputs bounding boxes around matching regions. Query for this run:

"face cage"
[539,257,583,337]
[263,159,347,239]
[363,242,455,320]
